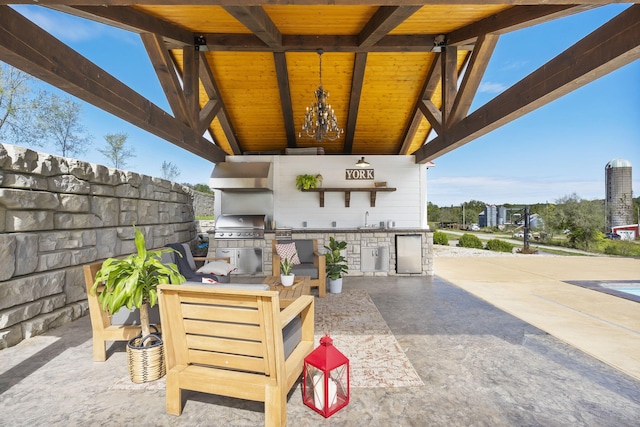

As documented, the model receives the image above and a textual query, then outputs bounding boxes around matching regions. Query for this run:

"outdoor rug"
[313,289,423,388]
[112,289,423,390]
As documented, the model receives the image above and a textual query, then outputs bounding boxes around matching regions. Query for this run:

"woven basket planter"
[126,330,166,383]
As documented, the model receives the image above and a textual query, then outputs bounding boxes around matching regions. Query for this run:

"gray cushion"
[191,282,269,291]
[294,240,315,263]
[161,251,176,265]
[292,263,318,279]
[111,304,161,326]
[282,315,302,358]
[181,243,197,270]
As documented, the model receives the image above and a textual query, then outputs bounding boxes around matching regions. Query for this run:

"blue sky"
[10,5,640,207]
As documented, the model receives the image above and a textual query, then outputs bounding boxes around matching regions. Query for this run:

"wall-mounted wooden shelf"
[301,187,396,207]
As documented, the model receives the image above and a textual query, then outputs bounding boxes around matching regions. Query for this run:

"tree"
[549,193,604,249]
[161,161,180,181]
[36,93,92,158]
[98,132,135,169]
[0,63,46,145]
[192,183,213,194]
[427,201,440,223]
[463,200,485,226]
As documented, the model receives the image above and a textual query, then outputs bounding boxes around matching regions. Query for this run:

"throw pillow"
[196,261,237,276]
[275,242,301,265]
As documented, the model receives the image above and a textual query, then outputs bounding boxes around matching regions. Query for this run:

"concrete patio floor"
[1,255,640,426]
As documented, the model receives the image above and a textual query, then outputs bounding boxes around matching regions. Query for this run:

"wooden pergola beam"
[414,4,640,163]
[198,52,242,155]
[399,55,441,154]
[449,34,498,124]
[51,5,193,47]
[223,6,282,48]
[182,46,201,131]
[197,34,441,52]
[274,52,297,148]
[0,5,225,163]
[358,6,421,48]
[140,32,193,128]
[448,5,593,46]
[343,52,368,154]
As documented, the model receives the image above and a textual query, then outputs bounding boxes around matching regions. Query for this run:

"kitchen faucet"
[365,211,369,227]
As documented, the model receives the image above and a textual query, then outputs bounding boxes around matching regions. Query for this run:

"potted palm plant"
[91,227,185,383]
[280,256,295,286]
[324,237,348,293]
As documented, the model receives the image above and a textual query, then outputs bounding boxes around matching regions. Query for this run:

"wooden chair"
[158,284,315,427]
[83,250,231,361]
[83,261,159,362]
[272,239,326,297]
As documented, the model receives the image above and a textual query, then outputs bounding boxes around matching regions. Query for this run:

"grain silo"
[605,159,633,231]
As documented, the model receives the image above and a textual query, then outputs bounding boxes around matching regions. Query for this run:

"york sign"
[345,169,374,180]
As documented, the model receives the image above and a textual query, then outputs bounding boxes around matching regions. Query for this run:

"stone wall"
[0,143,197,349]
[192,190,215,217]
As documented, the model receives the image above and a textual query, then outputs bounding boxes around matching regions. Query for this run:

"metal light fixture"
[299,49,344,142]
[355,157,370,167]
[431,34,446,52]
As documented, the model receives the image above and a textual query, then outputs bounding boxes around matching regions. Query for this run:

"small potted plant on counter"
[324,237,348,293]
[280,256,296,286]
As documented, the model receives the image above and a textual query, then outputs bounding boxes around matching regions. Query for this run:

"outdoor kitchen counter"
[208,228,433,277]
[265,228,434,277]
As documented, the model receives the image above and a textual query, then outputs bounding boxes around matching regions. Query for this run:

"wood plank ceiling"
[0,1,639,165]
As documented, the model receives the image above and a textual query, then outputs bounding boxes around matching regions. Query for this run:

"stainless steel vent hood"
[209,162,273,191]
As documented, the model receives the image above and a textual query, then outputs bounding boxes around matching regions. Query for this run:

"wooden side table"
[262,275,311,306]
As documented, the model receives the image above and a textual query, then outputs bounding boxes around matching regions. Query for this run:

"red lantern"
[302,334,350,418]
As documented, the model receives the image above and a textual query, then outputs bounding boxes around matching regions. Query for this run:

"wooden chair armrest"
[272,252,282,275]
[313,252,326,272]
[279,295,314,327]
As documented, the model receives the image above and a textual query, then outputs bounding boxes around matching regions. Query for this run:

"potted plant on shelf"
[280,256,295,286]
[324,237,348,293]
[91,226,185,383]
[296,174,318,190]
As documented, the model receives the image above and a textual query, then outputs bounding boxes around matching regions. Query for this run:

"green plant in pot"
[324,237,348,293]
[91,227,185,382]
[295,174,318,190]
[280,255,296,287]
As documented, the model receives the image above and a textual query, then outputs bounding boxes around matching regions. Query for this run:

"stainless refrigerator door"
[396,235,422,274]
[215,248,263,274]
[237,248,263,275]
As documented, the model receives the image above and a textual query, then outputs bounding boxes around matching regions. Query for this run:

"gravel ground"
[433,244,538,257]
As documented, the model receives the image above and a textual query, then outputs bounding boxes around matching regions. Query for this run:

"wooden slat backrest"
[83,260,152,361]
[83,262,110,329]
[159,285,283,377]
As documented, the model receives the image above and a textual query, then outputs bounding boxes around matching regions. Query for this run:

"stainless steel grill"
[213,214,266,239]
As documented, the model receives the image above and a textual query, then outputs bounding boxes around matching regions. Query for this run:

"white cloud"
[427,175,605,206]
[478,81,507,94]
[501,60,528,71]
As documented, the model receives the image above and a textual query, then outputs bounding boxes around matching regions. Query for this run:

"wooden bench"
[83,261,160,362]
[158,284,315,427]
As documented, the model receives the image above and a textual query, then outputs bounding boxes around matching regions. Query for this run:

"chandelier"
[299,49,344,142]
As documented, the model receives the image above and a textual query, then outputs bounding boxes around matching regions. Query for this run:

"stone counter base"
[207,229,433,278]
